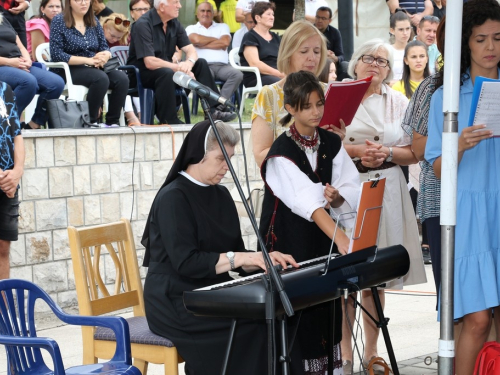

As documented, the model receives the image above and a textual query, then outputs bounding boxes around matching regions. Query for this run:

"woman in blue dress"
[425,1,500,373]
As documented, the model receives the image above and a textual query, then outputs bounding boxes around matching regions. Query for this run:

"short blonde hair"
[100,13,130,46]
[277,20,327,77]
[348,38,394,83]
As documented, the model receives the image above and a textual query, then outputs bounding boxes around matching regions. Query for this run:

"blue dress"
[425,72,500,320]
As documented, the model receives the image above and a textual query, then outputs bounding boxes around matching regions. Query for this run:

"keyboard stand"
[349,287,400,375]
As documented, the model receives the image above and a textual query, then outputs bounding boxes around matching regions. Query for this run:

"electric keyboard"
[183,245,410,319]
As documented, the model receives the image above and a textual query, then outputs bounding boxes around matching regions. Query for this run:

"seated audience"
[231,11,253,50]
[26,0,63,60]
[0,13,64,129]
[293,0,328,23]
[127,0,236,124]
[130,0,152,21]
[101,13,140,125]
[50,0,129,126]
[239,1,283,88]
[141,119,299,374]
[186,2,243,107]
[314,6,344,64]
[92,0,113,19]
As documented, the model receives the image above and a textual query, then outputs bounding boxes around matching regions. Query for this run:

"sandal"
[363,356,392,375]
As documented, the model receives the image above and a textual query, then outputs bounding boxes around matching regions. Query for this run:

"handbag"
[46,99,94,128]
[474,341,500,375]
[102,56,120,73]
[230,186,265,218]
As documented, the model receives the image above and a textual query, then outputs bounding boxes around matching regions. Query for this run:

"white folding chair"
[228,47,263,117]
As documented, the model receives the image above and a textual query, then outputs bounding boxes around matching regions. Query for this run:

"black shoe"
[166,118,185,125]
[422,246,432,264]
[212,109,236,122]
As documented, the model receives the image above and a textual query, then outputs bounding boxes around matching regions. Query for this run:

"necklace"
[286,123,320,154]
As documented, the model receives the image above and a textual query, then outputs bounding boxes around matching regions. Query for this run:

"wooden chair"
[67,218,182,375]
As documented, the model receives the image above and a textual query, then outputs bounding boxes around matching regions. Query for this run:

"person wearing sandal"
[0,13,65,129]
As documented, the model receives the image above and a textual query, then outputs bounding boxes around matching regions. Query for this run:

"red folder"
[319,76,373,129]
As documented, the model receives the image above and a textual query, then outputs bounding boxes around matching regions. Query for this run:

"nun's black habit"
[141,121,271,375]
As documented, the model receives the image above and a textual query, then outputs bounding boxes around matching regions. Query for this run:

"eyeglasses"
[107,16,131,27]
[315,16,330,21]
[359,54,390,68]
[73,0,89,4]
[131,7,150,12]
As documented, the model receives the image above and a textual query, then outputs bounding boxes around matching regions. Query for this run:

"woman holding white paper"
[425,1,500,373]
[340,38,425,374]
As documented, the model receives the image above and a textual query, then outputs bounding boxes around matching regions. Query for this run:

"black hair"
[316,6,332,19]
[400,40,430,99]
[280,70,325,126]
[38,0,63,25]
[436,0,500,89]
[251,1,275,24]
[390,10,411,29]
[129,0,152,11]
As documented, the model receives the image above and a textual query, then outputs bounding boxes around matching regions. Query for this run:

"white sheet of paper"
[473,82,500,135]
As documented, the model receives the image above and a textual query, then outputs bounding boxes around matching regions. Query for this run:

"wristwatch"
[187,58,196,65]
[226,251,235,270]
[386,146,393,162]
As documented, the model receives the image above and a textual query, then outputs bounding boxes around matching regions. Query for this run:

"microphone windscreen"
[173,71,191,88]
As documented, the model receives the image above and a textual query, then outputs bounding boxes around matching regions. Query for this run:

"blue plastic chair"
[110,46,191,124]
[0,279,141,375]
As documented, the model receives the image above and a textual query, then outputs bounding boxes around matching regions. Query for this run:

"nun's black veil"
[141,120,212,266]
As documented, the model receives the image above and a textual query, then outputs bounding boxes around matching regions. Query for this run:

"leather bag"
[102,56,120,73]
[474,341,500,375]
[46,99,93,128]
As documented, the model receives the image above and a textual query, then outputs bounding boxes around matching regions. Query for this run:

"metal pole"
[337,0,354,60]
[439,0,463,372]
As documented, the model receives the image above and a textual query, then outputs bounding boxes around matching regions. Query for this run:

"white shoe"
[98,123,119,128]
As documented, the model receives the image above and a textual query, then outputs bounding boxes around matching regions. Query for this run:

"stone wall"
[12,125,261,311]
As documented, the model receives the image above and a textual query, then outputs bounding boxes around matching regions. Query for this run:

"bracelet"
[386,146,393,162]
[187,58,196,65]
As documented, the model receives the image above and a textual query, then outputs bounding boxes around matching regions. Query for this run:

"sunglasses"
[109,17,130,27]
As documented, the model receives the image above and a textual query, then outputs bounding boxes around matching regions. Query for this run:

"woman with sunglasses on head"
[26,0,63,60]
[340,38,426,374]
[50,0,129,127]
[100,13,140,125]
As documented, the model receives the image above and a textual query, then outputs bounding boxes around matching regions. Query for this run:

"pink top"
[26,18,50,55]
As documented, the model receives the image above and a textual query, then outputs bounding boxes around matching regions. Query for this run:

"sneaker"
[98,123,120,128]
[422,246,432,264]
[212,109,237,122]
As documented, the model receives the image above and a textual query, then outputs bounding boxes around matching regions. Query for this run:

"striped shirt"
[401,74,441,221]
[398,0,426,14]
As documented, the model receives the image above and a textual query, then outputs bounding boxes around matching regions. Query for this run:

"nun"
[141,120,299,375]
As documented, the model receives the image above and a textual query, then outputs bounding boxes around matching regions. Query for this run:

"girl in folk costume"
[259,70,360,374]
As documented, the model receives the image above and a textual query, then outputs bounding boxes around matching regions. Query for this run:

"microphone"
[173,71,235,109]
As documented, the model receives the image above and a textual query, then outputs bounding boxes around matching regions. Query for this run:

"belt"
[353,159,396,174]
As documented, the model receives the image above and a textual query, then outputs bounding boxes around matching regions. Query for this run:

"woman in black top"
[238,1,283,87]
[50,0,128,126]
[141,120,300,375]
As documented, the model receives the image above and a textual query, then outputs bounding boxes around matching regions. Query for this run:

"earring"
[42,12,45,16]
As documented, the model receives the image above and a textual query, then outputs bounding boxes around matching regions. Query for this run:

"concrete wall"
[11,125,261,310]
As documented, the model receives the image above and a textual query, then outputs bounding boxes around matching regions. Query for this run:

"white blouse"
[266,145,360,227]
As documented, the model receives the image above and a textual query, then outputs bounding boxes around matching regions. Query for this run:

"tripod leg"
[328,301,334,375]
[278,315,290,375]
[370,287,400,375]
[221,319,237,375]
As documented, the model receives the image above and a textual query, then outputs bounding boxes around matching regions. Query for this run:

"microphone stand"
[199,96,294,375]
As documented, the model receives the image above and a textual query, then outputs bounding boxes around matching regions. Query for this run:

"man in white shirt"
[187,2,243,104]
[232,12,255,50]
[415,15,441,74]
[293,0,328,23]
[235,0,268,23]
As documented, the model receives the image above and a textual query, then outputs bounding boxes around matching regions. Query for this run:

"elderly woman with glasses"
[50,0,129,126]
[340,38,426,374]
